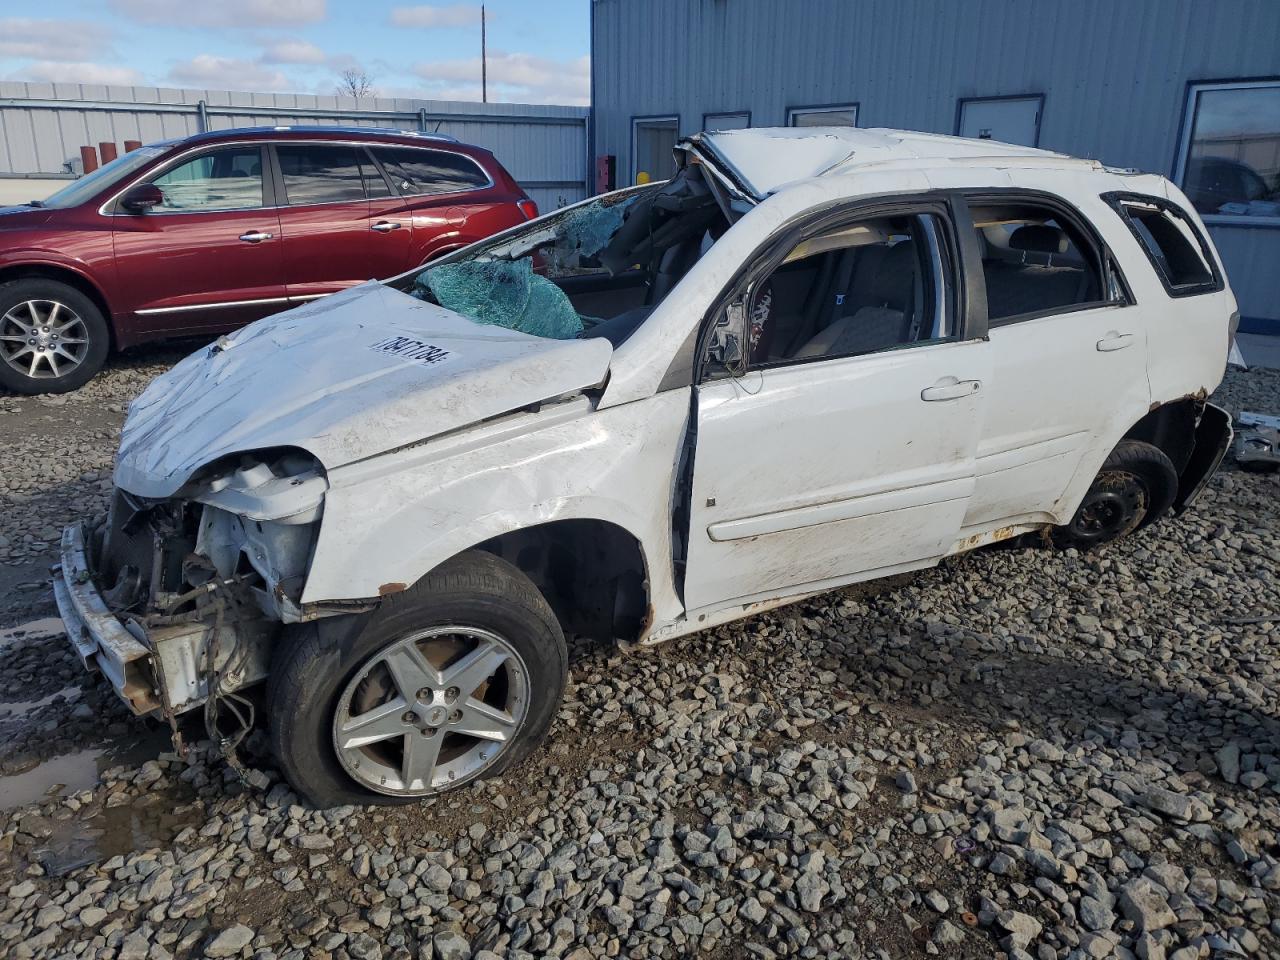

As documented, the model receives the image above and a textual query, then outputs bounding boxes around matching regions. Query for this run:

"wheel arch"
[1117,395,1231,516]
[0,262,115,348]
[1122,397,1200,475]
[469,518,651,645]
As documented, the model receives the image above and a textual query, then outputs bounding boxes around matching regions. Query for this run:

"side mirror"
[120,183,164,213]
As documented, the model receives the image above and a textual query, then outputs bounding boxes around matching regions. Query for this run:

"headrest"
[868,240,916,306]
[1009,224,1068,255]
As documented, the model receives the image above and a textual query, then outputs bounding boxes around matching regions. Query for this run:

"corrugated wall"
[0,82,589,212]
[591,0,1280,324]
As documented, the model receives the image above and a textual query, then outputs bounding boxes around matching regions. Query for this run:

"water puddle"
[0,721,174,812]
[1,725,198,876]
[0,685,80,719]
[0,617,63,653]
[33,786,201,876]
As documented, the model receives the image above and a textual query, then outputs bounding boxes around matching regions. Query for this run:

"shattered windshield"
[401,167,731,347]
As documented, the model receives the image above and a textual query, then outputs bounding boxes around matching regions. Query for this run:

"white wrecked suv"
[54,128,1236,807]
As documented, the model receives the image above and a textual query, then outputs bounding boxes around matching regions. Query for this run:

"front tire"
[0,279,110,394]
[1052,440,1178,550]
[268,551,566,808]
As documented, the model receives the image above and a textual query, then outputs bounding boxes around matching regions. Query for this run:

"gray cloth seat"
[793,240,917,359]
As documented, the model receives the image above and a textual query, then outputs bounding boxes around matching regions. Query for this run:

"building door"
[958,96,1042,147]
[632,117,679,184]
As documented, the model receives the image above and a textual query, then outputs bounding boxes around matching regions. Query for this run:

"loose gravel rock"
[0,357,1276,959]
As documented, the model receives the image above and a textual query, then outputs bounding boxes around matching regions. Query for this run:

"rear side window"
[966,200,1123,324]
[372,147,491,196]
[1107,195,1221,296]
[276,144,369,205]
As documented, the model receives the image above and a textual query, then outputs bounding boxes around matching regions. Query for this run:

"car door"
[271,142,381,299]
[954,190,1149,531]
[112,144,285,331]
[681,200,991,615]
[367,144,503,266]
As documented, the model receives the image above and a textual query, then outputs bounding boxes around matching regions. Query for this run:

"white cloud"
[259,40,328,65]
[391,5,483,29]
[0,18,108,62]
[168,54,291,91]
[12,61,144,86]
[411,51,588,105]
[111,0,326,28]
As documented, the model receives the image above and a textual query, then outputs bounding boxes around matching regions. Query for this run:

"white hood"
[115,282,613,498]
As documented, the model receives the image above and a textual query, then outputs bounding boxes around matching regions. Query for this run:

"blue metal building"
[590,0,1280,333]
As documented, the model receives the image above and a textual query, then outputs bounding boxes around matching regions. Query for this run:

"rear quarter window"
[372,147,492,196]
[1104,193,1222,297]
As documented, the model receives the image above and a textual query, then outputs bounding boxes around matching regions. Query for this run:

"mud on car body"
[53,128,1236,807]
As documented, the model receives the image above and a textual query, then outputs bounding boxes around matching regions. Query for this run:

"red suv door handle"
[238,231,273,243]
[370,221,402,233]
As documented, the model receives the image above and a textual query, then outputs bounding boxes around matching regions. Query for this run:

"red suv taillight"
[517,199,539,221]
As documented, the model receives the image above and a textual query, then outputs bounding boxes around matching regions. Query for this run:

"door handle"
[238,231,273,243]
[370,221,402,233]
[1096,331,1135,352]
[921,378,981,402]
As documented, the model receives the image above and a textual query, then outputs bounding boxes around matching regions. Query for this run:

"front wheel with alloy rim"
[0,279,110,394]
[1051,439,1178,550]
[268,551,567,808]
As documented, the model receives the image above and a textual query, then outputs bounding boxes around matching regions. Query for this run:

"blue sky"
[0,1,590,104]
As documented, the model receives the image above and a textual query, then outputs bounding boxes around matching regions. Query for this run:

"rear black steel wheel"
[1052,440,1178,550]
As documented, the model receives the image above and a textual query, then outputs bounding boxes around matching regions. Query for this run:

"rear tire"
[268,550,567,808]
[1051,440,1178,550]
[0,279,110,394]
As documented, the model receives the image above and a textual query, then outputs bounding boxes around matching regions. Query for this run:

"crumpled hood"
[115,282,613,498]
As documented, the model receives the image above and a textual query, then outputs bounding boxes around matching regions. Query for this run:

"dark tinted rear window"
[372,146,490,195]
[277,144,368,205]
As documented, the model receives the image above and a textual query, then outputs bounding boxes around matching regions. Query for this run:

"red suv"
[0,126,538,393]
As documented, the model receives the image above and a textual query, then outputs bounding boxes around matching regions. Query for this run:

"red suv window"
[276,144,374,205]
[371,146,491,196]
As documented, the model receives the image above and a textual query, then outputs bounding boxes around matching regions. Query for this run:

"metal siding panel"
[1209,226,1280,322]
[0,84,587,208]
[591,0,1280,318]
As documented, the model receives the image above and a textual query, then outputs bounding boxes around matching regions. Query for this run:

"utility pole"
[481,4,488,103]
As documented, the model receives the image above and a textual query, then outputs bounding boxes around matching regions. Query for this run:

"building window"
[956,95,1043,147]
[1176,79,1280,224]
[787,104,859,128]
[631,115,679,185]
[703,111,750,132]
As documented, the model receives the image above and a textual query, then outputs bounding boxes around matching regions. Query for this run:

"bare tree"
[336,69,376,99]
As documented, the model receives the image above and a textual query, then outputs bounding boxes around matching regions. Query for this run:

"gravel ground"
[0,354,1276,960]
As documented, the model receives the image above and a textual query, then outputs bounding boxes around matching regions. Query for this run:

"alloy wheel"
[332,625,531,797]
[0,299,91,380]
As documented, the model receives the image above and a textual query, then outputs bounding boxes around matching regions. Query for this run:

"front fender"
[300,390,690,629]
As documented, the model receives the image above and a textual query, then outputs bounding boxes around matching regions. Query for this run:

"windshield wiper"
[27,200,43,207]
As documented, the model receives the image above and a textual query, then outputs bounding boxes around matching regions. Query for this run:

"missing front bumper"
[52,523,274,718]
[54,523,160,715]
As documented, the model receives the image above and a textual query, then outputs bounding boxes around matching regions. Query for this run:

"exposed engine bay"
[65,450,328,761]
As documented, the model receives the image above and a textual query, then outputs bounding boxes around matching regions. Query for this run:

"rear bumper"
[52,523,161,715]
